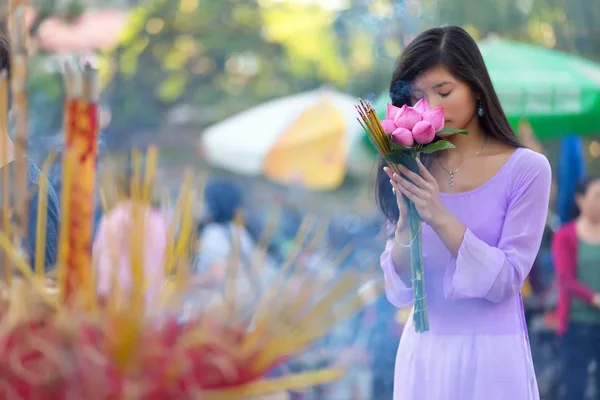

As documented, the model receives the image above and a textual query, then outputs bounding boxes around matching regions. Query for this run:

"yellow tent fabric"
[263,97,347,190]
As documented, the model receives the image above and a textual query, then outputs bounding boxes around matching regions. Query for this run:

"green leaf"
[420,140,456,154]
[384,150,418,173]
[389,142,411,152]
[438,127,468,135]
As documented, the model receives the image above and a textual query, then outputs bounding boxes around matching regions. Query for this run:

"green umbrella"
[478,39,600,138]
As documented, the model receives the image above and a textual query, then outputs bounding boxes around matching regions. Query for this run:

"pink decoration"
[93,201,168,307]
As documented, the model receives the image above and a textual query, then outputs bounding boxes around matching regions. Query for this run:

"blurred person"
[193,179,278,297]
[518,123,577,398]
[192,180,288,399]
[553,177,600,399]
[0,32,59,271]
[376,26,550,399]
[556,136,588,223]
[93,160,168,308]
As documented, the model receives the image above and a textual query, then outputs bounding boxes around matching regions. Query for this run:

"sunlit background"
[1,0,599,398]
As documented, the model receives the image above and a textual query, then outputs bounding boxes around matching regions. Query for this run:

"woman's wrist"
[394,224,410,243]
[429,209,452,232]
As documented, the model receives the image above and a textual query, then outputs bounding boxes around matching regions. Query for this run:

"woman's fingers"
[416,158,436,184]
[396,182,419,204]
[383,166,393,178]
[394,173,428,199]
[395,164,428,188]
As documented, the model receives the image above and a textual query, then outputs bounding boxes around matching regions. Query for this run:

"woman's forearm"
[430,211,466,258]
[390,228,412,282]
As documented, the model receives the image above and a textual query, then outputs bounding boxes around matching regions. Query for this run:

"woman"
[193,179,278,300]
[377,26,551,399]
[194,180,257,275]
[553,177,600,399]
[93,166,168,308]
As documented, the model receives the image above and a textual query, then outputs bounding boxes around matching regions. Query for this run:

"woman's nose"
[426,95,442,109]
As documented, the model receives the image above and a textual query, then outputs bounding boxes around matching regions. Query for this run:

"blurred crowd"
[40,128,600,399]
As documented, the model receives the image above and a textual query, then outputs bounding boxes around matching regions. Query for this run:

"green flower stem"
[403,151,429,333]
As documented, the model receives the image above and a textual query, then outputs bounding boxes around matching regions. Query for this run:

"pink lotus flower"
[381,104,421,135]
[413,98,429,115]
[412,121,436,144]
[381,104,402,134]
[394,105,422,131]
[381,119,397,135]
[391,127,414,147]
[386,104,403,120]
[422,107,444,132]
[379,98,445,146]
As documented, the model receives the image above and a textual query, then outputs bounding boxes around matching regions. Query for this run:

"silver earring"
[477,101,485,117]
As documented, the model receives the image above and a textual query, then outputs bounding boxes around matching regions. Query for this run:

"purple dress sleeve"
[380,225,414,307]
[444,150,552,303]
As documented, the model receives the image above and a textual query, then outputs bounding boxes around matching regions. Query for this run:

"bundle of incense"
[0,2,383,393]
[8,0,30,264]
[355,99,398,174]
[355,99,430,332]
[57,65,100,307]
[0,141,384,397]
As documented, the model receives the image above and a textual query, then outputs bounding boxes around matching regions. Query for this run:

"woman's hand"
[383,166,409,238]
[389,158,449,228]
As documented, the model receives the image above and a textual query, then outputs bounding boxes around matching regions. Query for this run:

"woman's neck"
[439,116,486,162]
[576,218,600,243]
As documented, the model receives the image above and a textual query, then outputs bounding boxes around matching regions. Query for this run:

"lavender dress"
[381,148,551,400]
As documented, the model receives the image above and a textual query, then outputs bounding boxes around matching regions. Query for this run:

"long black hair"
[573,177,600,219]
[375,26,522,223]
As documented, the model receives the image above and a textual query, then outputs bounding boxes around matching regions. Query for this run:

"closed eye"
[440,92,451,98]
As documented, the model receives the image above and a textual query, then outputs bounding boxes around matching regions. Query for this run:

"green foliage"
[101,0,294,146]
[422,0,600,60]
[420,140,456,154]
[25,0,598,148]
[27,67,66,137]
[438,127,468,136]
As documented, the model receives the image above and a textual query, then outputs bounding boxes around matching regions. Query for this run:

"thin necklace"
[437,136,487,187]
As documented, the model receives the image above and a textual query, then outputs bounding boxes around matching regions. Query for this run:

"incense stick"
[0,70,12,285]
[8,1,30,261]
[34,152,57,278]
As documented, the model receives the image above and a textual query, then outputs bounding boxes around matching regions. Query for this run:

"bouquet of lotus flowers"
[356,98,466,332]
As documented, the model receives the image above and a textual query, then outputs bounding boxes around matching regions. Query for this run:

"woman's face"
[410,64,478,131]
[577,179,600,222]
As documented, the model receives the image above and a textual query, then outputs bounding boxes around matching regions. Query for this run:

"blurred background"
[1,0,600,398]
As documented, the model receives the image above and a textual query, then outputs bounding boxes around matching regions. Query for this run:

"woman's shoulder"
[511,146,550,168]
[503,147,552,190]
